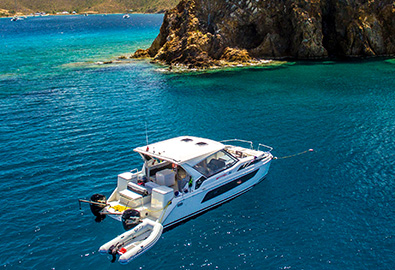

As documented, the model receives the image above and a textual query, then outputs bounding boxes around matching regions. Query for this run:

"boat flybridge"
[80,136,273,264]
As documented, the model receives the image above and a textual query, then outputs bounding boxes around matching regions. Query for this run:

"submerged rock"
[133,0,395,68]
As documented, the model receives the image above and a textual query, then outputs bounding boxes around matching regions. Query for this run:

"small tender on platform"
[79,136,273,264]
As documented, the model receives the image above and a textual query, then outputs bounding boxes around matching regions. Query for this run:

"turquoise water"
[1,15,395,269]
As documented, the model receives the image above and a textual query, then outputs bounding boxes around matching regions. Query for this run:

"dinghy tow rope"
[273,149,314,160]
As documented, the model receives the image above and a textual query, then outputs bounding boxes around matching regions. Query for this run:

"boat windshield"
[193,150,237,178]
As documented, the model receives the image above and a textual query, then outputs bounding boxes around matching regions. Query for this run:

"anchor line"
[274,149,314,160]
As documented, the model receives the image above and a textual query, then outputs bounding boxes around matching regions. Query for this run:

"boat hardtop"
[80,135,273,264]
[135,136,227,165]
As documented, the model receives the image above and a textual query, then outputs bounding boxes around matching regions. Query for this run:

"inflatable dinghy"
[99,218,163,264]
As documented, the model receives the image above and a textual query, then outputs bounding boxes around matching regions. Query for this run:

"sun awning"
[134,136,225,166]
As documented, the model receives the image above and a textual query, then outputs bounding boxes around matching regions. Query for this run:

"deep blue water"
[1,14,394,269]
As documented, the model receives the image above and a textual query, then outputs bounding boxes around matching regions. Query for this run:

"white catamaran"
[80,136,273,264]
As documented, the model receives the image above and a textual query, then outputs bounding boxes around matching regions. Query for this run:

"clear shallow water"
[1,15,394,270]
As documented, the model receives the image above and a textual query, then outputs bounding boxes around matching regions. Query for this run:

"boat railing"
[128,169,140,182]
[130,168,138,174]
[221,139,254,149]
[258,143,273,152]
[222,139,273,152]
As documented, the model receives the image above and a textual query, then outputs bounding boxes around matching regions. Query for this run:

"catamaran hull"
[163,177,265,231]
[161,161,271,230]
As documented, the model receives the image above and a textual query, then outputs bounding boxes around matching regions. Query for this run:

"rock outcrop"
[132,0,395,68]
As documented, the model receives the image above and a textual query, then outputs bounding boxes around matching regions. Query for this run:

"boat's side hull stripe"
[201,169,258,203]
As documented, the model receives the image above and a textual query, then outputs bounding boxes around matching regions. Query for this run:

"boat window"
[142,154,152,161]
[193,150,237,178]
[195,176,207,189]
[175,166,190,190]
[196,142,208,146]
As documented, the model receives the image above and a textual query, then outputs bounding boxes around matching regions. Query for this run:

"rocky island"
[132,0,395,69]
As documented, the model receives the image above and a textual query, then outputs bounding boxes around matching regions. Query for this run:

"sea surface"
[1,14,394,270]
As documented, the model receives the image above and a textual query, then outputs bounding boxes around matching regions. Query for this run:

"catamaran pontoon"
[80,136,273,264]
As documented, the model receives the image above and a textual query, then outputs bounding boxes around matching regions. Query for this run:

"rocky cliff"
[133,0,395,68]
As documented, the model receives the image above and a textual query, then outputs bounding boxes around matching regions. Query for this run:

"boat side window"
[193,150,237,178]
[195,176,207,189]
[142,154,152,161]
[176,166,191,190]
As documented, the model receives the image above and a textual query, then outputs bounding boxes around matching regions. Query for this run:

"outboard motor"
[108,243,123,263]
[122,209,141,230]
[90,193,107,218]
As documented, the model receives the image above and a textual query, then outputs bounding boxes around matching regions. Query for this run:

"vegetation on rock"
[0,0,179,15]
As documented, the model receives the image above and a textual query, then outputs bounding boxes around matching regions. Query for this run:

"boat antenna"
[145,121,149,146]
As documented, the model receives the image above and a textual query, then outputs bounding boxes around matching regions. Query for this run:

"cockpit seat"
[208,159,225,172]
